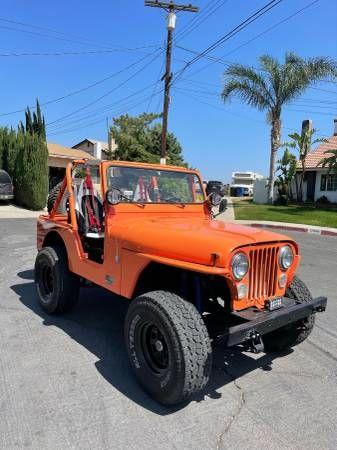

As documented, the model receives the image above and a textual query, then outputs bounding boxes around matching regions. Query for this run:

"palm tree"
[320,149,337,174]
[222,53,337,203]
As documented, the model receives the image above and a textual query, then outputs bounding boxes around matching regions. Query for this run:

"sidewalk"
[235,220,337,237]
[0,203,45,219]
[216,198,337,237]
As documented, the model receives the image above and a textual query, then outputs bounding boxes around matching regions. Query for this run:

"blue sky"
[0,0,336,182]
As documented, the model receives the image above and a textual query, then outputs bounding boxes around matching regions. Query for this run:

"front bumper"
[221,296,327,347]
[0,194,14,200]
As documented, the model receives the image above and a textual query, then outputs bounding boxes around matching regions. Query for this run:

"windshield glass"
[107,166,204,204]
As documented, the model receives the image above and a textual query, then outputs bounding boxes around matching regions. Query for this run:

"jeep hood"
[117,216,293,267]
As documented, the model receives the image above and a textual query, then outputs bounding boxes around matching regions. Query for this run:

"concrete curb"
[235,220,337,237]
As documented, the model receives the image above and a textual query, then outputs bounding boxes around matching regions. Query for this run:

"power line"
[172,0,284,84]
[180,79,337,103]
[0,48,162,117]
[146,57,166,112]
[176,84,337,113]
[0,16,156,51]
[47,84,163,131]
[292,103,337,110]
[46,49,163,126]
[174,86,269,123]
[286,108,337,116]
[175,0,229,42]
[0,46,159,57]
[310,86,337,94]
[221,0,319,58]
[174,0,214,40]
[47,88,164,136]
[174,86,331,134]
[175,0,319,79]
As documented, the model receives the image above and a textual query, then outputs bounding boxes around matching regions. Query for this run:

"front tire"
[34,246,80,314]
[124,291,212,405]
[263,276,315,352]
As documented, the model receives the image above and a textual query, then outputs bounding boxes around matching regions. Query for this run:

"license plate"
[266,297,283,311]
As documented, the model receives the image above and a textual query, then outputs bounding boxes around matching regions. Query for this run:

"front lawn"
[233,199,337,228]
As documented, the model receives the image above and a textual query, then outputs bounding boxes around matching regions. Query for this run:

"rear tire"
[34,246,80,314]
[263,276,315,352]
[125,291,212,405]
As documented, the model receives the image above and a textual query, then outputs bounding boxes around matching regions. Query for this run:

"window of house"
[320,174,337,191]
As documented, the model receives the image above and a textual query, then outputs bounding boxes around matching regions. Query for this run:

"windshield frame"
[105,163,205,205]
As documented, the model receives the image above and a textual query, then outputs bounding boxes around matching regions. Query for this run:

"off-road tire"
[263,276,315,352]
[35,246,80,314]
[124,291,212,405]
[47,182,69,214]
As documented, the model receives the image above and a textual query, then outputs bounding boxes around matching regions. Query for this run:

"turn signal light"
[237,283,248,299]
[279,274,287,288]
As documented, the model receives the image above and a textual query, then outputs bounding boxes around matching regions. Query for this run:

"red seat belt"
[83,168,101,233]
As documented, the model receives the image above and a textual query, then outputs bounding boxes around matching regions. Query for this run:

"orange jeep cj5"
[35,159,327,405]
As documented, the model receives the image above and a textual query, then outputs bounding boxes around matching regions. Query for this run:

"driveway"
[0,219,336,449]
[0,202,44,219]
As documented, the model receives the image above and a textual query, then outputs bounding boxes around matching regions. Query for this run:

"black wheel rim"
[40,263,54,299]
[140,323,169,374]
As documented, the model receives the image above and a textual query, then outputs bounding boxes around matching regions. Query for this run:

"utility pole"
[145,1,199,164]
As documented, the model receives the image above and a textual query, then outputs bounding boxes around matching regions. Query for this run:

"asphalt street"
[0,218,336,450]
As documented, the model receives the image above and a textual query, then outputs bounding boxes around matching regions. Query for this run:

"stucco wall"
[315,171,337,203]
[48,156,71,168]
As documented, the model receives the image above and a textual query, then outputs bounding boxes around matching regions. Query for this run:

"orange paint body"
[37,160,300,311]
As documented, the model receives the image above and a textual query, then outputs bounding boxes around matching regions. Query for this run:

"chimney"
[334,118,337,136]
[301,119,313,136]
[301,119,313,153]
[93,142,102,160]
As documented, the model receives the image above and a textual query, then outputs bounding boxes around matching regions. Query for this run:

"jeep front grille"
[248,246,278,300]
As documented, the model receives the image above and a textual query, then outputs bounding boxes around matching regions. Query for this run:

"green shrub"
[0,100,48,210]
[14,133,48,210]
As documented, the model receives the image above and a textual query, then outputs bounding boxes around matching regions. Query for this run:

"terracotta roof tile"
[296,135,337,169]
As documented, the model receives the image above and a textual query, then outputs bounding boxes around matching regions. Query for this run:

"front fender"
[120,248,229,299]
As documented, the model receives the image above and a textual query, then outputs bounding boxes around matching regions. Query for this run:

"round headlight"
[231,252,249,280]
[279,245,294,270]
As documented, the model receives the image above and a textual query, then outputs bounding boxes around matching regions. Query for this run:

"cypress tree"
[18,121,25,134]
[0,100,48,209]
[36,99,45,138]
[14,132,48,210]
[25,108,33,135]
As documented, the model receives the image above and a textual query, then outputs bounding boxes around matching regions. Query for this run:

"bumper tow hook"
[249,331,264,353]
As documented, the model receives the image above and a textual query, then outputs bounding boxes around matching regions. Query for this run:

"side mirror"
[219,198,228,213]
[106,188,121,205]
[208,192,222,207]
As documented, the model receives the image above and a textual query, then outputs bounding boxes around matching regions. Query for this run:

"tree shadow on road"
[11,273,290,415]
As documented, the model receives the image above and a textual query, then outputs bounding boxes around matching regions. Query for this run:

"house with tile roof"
[48,142,95,188]
[295,119,337,203]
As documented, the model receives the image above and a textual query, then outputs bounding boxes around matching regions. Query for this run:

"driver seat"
[75,173,104,238]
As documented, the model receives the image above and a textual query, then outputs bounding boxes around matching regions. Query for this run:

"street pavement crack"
[307,339,337,362]
[215,364,246,450]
